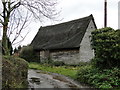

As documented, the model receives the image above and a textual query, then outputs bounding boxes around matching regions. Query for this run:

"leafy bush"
[2,56,28,88]
[41,59,65,66]
[76,65,93,83]
[78,61,91,67]
[51,61,65,66]
[91,27,120,69]
[76,66,120,88]
[40,58,54,64]
[19,46,40,62]
[76,28,120,89]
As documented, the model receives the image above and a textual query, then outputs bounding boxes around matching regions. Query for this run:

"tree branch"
[11,11,29,44]
[1,0,59,49]
[12,30,30,45]
[10,1,21,12]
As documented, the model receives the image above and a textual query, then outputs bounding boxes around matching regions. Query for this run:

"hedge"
[91,27,120,69]
[2,56,28,88]
[19,46,40,62]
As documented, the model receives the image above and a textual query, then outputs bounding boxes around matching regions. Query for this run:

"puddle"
[29,77,40,85]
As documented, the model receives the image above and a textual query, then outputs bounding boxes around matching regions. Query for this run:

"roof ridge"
[40,14,93,28]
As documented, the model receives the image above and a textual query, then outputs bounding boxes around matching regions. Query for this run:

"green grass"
[28,62,120,89]
[29,62,79,79]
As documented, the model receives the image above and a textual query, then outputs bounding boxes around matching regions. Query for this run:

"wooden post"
[104,0,107,27]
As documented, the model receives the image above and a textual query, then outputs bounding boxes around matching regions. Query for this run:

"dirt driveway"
[28,69,94,90]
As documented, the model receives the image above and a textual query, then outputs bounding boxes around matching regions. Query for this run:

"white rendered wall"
[79,20,96,62]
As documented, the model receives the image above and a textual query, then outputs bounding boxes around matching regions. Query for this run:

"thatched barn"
[31,14,97,64]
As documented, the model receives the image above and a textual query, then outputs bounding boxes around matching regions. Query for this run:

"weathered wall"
[40,50,50,62]
[79,20,96,62]
[39,20,96,64]
[40,50,80,64]
[50,50,80,64]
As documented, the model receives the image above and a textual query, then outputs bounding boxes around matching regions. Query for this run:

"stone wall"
[40,49,80,64]
[51,49,80,64]
[79,20,95,62]
[40,50,50,62]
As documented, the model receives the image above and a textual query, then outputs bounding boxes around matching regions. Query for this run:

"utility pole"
[104,0,107,27]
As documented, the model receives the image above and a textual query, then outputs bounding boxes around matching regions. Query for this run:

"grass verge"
[29,62,79,79]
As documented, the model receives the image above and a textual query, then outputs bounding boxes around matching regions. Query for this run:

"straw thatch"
[31,14,96,50]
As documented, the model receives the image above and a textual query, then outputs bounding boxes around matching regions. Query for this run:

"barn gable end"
[79,20,96,62]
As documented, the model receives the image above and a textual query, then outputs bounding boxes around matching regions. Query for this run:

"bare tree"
[0,0,58,55]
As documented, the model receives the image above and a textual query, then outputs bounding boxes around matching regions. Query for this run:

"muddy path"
[28,69,94,89]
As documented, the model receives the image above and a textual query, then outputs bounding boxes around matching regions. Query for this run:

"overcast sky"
[15,0,120,47]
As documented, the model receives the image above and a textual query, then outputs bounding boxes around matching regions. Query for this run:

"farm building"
[31,14,97,64]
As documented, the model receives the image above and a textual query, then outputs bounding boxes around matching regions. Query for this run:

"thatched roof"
[31,14,97,50]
